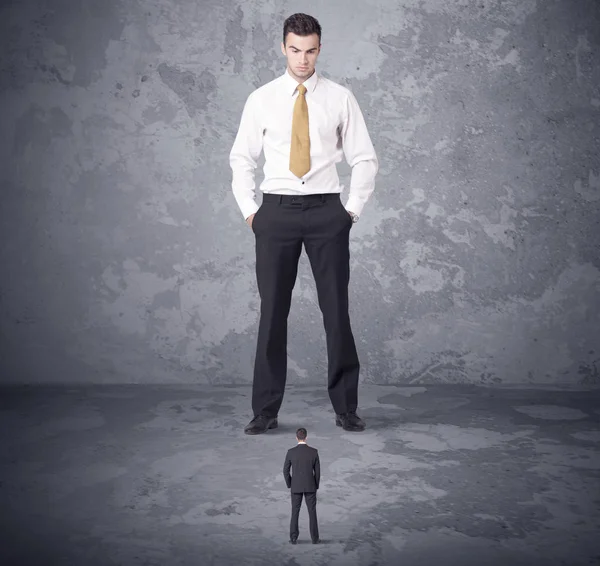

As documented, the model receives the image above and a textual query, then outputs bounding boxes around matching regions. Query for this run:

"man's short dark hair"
[296,427,307,440]
[283,13,322,45]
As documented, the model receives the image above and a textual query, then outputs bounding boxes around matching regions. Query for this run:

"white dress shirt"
[229,69,378,220]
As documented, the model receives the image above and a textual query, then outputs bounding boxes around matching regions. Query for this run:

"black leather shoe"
[290,538,297,544]
[312,538,321,544]
[335,411,365,431]
[244,414,278,435]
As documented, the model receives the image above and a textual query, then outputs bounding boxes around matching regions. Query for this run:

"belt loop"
[320,194,325,203]
[279,195,283,204]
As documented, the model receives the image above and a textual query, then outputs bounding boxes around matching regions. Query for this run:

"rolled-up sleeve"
[229,93,264,220]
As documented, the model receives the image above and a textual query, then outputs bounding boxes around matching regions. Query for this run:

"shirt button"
[302,181,305,184]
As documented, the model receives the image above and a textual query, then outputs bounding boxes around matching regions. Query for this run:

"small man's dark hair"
[283,13,322,45]
[296,427,307,440]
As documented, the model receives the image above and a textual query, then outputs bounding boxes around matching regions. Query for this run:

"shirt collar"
[283,68,319,96]
[297,441,307,444]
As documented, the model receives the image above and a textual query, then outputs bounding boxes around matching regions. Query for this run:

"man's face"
[281,32,321,82]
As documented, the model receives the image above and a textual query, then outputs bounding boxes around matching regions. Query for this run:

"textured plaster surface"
[1,385,600,565]
[1,0,599,385]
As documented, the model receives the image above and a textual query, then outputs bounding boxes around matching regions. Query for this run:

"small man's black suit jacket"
[283,443,320,493]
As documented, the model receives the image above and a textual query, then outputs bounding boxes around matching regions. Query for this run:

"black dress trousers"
[290,491,319,541]
[251,192,360,418]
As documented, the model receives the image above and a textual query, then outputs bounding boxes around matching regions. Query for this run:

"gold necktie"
[289,84,310,177]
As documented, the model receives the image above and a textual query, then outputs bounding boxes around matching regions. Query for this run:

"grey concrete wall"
[0,0,599,385]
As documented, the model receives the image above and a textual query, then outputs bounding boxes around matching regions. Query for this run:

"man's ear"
[281,42,286,56]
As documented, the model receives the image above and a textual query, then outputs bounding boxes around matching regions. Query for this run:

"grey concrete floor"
[1,384,599,566]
